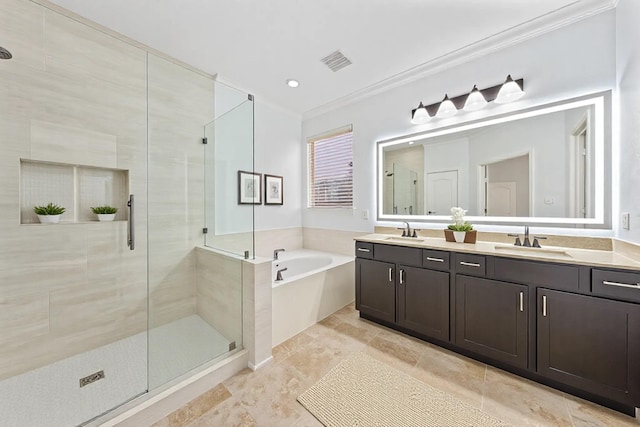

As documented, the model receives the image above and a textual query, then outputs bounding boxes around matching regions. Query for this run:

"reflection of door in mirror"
[482,154,529,216]
[426,170,458,215]
[392,164,420,215]
[569,113,591,219]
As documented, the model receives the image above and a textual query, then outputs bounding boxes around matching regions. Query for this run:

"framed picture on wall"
[238,170,262,205]
[264,174,283,205]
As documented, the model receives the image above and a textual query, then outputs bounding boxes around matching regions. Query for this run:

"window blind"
[308,128,353,208]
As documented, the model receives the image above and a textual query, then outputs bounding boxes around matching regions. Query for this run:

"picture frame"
[238,170,262,205]
[264,174,284,205]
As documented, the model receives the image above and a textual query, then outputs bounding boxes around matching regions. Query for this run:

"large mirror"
[377,92,611,226]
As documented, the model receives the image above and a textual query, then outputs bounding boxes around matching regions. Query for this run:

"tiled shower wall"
[0,0,213,380]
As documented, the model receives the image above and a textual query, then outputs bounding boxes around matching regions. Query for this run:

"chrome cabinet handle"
[357,248,371,253]
[542,295,547,317]
[519,292,524,312]
[388,267,393,283]
[426,257,445,263]
[127,194,135,251]
[603,280,640,289]
[460,261,481,267]
[399,269,405,285]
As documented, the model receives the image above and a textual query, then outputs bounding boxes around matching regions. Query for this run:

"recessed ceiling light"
[286,79,299,88]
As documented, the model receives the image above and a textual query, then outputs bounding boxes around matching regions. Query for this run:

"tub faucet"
[273,248,285,260]
[275,267,288,281]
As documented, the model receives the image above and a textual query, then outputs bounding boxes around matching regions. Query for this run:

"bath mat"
[297,352,509,427]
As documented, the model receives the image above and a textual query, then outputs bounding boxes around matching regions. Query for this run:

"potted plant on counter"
[34,202,65,224]
[91,205,118,221]
[445,207,477,243]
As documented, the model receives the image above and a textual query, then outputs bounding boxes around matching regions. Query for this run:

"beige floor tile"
[411,344,486,408]
[316,313,343,329]
[185,396,258,427]
[564,393,639,427]
[272,331,315,364]
[282,339,355,386]
[163,383,231,427]
[482,366,573,426]
[363,334,424,373]
[332,320,379,345]
[291,406,324,427]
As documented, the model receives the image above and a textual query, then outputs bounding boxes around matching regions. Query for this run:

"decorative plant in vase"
[446,207,476,243]
[34,202,65,224]
[91,205,118,222]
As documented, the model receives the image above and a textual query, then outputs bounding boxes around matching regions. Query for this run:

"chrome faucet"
[273,248,285,260]
[275,267,287,281]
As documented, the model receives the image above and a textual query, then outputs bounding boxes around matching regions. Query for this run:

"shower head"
[0,46,13,60]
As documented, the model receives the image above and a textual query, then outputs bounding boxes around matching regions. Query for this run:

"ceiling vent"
[320,50,352,72]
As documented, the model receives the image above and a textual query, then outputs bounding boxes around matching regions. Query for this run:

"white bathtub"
[272,249,354,346]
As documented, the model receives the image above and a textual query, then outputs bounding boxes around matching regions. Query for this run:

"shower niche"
[20,159,129,224]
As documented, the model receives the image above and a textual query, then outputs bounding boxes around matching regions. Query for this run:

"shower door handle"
[127,194,135,250]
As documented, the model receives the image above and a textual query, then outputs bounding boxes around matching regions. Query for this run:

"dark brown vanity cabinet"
[537,288,640,405]
[355,258,395,323]
[455,275,528,369]
[397,265,449,341]
[355,243,450,341]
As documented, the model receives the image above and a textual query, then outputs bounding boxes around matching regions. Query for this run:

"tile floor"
[151,303,639,427]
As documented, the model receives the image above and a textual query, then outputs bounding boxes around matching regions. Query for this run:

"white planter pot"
[37,214,61,224]
[97,214,116,222]
[453,231,466,243]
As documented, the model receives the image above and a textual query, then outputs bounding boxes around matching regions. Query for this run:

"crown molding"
[302,0,617,121]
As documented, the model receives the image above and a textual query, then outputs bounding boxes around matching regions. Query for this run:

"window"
[308,126,353,208]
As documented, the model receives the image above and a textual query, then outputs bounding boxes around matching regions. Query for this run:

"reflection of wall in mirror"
[467,113,567,218]
[383,145,424,215]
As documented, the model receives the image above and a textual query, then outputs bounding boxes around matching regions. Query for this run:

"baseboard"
[249,356,273,371]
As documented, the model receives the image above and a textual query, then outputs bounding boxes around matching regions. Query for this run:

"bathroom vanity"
[355,235,640,416]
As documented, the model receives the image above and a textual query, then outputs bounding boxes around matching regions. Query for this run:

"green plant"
[447,223,473,232]
[34,202,66,216]
[91,205,118,214]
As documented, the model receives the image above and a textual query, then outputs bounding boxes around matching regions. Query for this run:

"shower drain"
[79,370,105,388]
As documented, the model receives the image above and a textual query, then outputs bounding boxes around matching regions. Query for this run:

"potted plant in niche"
[91,205,118,221]
[34,202,65,224]
[445,207,477,243]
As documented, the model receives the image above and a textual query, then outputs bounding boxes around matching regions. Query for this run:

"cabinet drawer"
[375,244,422,267]
[455,253,486,277]
[494,257,579,291]
[355,242,374,259]
[422,249,450,272]
[592,269,640,303]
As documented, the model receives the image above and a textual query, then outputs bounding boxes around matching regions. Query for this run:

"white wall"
[254,100,303,231]
[616,0,640,243]
[301,11,616,234]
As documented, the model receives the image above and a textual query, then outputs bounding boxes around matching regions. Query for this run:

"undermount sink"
[384,236,425,243]
[493,244,572,258]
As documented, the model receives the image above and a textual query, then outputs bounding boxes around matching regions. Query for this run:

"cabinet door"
[356,258,395,323]
[397,265,449,341]
[455,275,528,369]
[537,289,640,404]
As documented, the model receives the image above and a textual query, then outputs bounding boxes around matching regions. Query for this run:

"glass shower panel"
[204,82,255,257]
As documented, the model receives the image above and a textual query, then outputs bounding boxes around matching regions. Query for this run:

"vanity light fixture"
[410,75,524,123]
[286,79,300,88]
[436,94,458,118]
[463,85,487,111]
[495,74,525,104]
[410,102,430,124]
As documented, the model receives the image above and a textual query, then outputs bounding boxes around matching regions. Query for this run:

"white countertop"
[355,233,640,271]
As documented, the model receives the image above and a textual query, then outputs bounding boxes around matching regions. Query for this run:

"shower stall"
[0,3,253,423]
